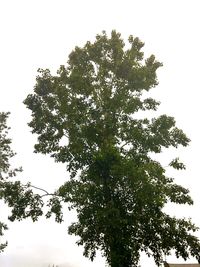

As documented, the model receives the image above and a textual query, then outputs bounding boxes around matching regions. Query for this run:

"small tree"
[24,31,200,266]
[0,112,44,251]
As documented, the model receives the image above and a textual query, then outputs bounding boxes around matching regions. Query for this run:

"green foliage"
[24,31,200,266]
[2,181,43,222]
[0,112,16,252]
[0,112,44,251]
[169,157,186,170]
[0,222,8,252]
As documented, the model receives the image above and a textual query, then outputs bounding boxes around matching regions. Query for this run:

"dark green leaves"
[24,31,200,266]
[2,181,44,222]
[169,158,186,170]
[0,112,17,252]
[0,112,15,176]
[0,222,8,252]
[0,112,44,251]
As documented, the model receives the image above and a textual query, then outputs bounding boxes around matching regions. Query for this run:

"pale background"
[0,0,200,266]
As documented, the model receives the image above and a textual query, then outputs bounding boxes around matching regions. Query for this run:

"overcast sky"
[1,0,200,266]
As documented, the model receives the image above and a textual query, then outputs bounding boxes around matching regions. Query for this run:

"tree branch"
[29,184,58,198]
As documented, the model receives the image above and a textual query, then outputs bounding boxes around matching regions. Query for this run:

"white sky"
[0,0,200,266]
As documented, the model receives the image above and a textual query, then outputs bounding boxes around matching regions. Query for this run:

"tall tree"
[24,31,200,267]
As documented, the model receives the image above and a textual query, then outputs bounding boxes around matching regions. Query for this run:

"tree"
[24,30,200,267]
[0,111,18,252]
[0,112,44,252]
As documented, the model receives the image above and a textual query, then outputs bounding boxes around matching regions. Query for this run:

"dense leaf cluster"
[23,31,200,266]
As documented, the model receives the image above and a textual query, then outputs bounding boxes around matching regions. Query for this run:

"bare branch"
[30,184,50,194]
[29,184,58,198]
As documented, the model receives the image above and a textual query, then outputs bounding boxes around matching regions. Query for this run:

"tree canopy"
[22,30,200,267]
[0,112,44,252]
[0,112,11,251]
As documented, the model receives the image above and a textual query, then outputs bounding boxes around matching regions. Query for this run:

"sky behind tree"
[0,1,200,266]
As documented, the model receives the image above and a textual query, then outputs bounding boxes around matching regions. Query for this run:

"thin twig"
[30,184,50,194]
[29,184,58,198]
